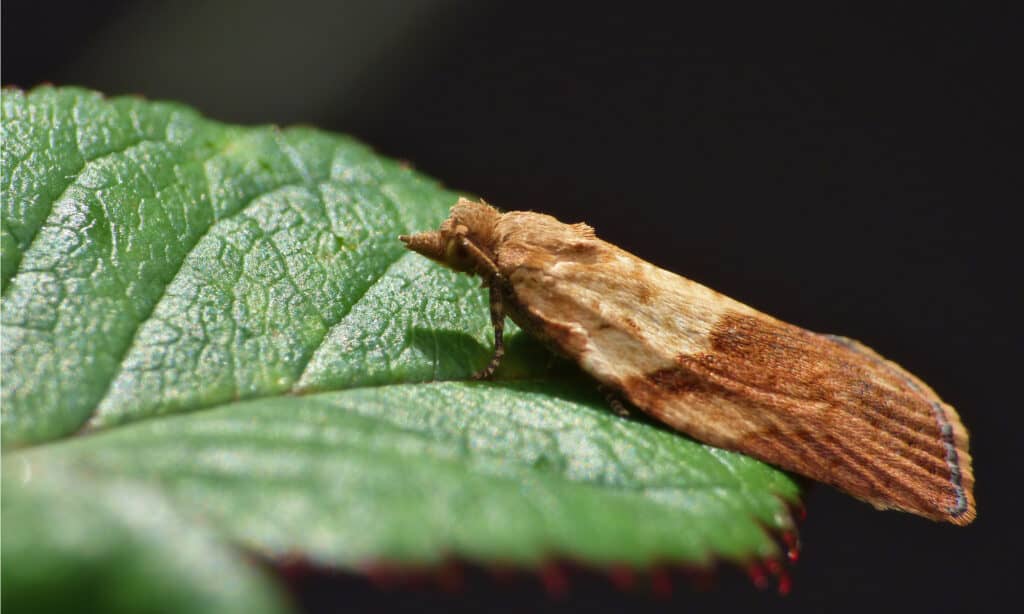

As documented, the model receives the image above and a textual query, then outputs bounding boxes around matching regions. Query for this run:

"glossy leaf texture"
[2,87,801,611]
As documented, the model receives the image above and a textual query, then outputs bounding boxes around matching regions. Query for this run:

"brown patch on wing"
[645,367,705,395]
[636,283,655,305]
[675,312,975,524]
[618,367,767,449]
[618,313,974,525]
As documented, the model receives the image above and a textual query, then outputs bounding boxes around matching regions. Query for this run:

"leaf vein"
[292,250,413,387]
[87,164,337,430]
[2,136,168,294]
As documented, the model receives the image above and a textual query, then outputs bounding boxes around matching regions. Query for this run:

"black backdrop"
[4,2,1020,613]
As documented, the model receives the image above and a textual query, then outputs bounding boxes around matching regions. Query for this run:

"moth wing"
[630,318,975,525]
[502,240,974,524]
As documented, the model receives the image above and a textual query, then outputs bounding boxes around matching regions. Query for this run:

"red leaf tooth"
[649,567,673,598]
[540,562,569,597]
[606,564,636,591]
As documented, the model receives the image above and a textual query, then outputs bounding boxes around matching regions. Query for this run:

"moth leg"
[472,276,506,380]
[598,384,632,418]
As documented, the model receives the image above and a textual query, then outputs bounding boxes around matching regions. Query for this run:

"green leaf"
[2,461,290,614]
[2,86,801,607]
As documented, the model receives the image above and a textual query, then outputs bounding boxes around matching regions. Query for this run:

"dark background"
[4,2,1019,612]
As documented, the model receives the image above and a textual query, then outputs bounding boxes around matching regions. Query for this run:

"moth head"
[399,198,501,275]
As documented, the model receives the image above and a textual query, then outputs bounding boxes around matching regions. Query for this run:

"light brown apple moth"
[400,198,975,525]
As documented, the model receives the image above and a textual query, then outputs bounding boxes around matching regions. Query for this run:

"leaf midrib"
[13,381,772,504]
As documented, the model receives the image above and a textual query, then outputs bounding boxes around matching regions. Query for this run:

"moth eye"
[445,239,470,264]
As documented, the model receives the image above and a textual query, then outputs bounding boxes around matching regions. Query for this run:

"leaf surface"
[2,87,801,609]
[2,461,289,614]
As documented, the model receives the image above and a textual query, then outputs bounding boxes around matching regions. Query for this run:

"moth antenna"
[459,237,501,278]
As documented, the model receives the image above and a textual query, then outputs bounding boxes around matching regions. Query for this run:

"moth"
[400,198,975,525]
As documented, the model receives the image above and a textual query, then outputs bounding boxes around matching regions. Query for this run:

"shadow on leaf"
[407,327,578,381]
